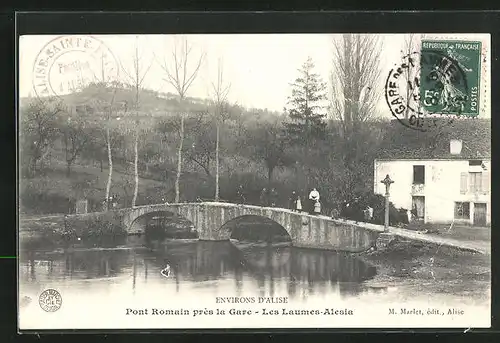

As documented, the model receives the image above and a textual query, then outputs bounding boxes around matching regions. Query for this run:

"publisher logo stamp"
[32,35,119,98]
[39,288,62,312]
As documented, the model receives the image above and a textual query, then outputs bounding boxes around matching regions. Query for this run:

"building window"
[469,172,483,192]
[413,165,425,184]
[454,202,470,220]
[469,160,483,166]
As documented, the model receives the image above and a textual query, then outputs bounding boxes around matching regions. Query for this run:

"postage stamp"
[18,31,491,331]
[32,35,119,98]
[385,36,487,131]
[419,40,481,117]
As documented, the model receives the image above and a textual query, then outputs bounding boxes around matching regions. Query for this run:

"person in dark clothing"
[288,191,297,210]
[349,197,363,222]
[260,187,268,206]
[295,196,302,212]
[330,207,340,219]
[269,188,278,207]
[237,185,246,204]
[411,205,418,221]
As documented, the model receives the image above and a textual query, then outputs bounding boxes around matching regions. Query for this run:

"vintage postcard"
[18,32,491,330]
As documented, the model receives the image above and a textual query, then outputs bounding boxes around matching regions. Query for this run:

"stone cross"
[380,174,394,231]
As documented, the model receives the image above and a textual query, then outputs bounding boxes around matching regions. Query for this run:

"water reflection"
[20,235,377,300]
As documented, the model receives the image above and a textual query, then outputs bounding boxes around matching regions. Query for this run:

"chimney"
[450,139,463,155]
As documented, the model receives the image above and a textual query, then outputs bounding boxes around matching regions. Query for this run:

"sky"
[19,33,491,118]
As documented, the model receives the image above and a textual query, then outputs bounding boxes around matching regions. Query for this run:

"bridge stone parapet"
[119,202,384,253]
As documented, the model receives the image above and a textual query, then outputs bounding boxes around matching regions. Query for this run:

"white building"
[374,140,490,226]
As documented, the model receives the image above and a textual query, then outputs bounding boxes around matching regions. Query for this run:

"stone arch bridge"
[116,202,384,253]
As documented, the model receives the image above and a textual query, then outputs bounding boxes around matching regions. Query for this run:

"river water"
[19,234,490,329]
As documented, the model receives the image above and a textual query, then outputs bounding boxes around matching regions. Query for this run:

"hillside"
[20,85,282,124]
[18,85,289,215]
[19,84,491,217]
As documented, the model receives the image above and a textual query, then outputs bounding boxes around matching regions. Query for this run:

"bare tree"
[121,36,153,207]
[330,34,382,132]
[20,98,63,176]
[104,86,119,210]
[401,34,421,120]
[97,49,123,210]
[210,58,231,201]
[330,34,383,196]
[101,83,123,210]
[84,80,124,211]
[158,37,204,203]
[185,111,215,177]
[58,112,93,177]
[246,116,291,184]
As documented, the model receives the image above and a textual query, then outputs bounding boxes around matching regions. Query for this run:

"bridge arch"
[121,204,198,235]
[222,215,292,243]
[119,202,382,252]
[127,210,198,238]
[121,203,301,240]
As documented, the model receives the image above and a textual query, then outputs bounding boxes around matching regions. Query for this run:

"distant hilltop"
[19,83,282,120]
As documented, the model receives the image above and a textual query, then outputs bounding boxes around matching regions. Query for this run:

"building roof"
[376,118,491,160]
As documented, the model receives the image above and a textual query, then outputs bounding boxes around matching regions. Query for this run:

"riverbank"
[19,210,198,250]
[357,237,490,304]
[386,225,490,255]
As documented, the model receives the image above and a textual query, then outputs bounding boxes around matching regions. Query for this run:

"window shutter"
[460,172,468,194]
[482,172,489,194]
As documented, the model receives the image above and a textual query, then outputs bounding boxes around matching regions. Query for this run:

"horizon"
[20,33,491,119]
[18,85,492,124]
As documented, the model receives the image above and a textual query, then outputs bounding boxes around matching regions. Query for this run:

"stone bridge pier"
[119,202,383,253]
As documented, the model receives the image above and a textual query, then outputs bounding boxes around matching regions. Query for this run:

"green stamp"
[420,40,482,117]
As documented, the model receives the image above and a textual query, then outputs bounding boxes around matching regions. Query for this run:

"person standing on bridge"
[365,205,374,222]
[313,199,322,215]
[237,185,246,204]
[295,196,302,212]
[260,187,268,206]
[112,193,120,209]
[308,188,320,215]
[330,201,340,219]
[288,191,297,210]
[269,188,278,207]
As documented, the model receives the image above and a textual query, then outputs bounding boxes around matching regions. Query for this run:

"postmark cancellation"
[32,35,119,98]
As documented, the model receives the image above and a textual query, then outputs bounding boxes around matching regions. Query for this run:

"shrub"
[63,211,125,238]
[20,183,72,215]
[340,192,408,226]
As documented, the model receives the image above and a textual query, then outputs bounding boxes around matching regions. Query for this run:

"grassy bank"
[20,211,126,249]
[357,238,490,302]
[20,159,171,215]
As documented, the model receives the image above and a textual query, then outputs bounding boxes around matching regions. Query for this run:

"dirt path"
[387,226,490,255]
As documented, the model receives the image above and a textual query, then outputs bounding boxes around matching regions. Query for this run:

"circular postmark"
[39,288,62,312]
[385,49,470,131]
[32,35,119,98]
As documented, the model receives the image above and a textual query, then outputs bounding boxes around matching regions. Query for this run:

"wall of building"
[374,159,491,225]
